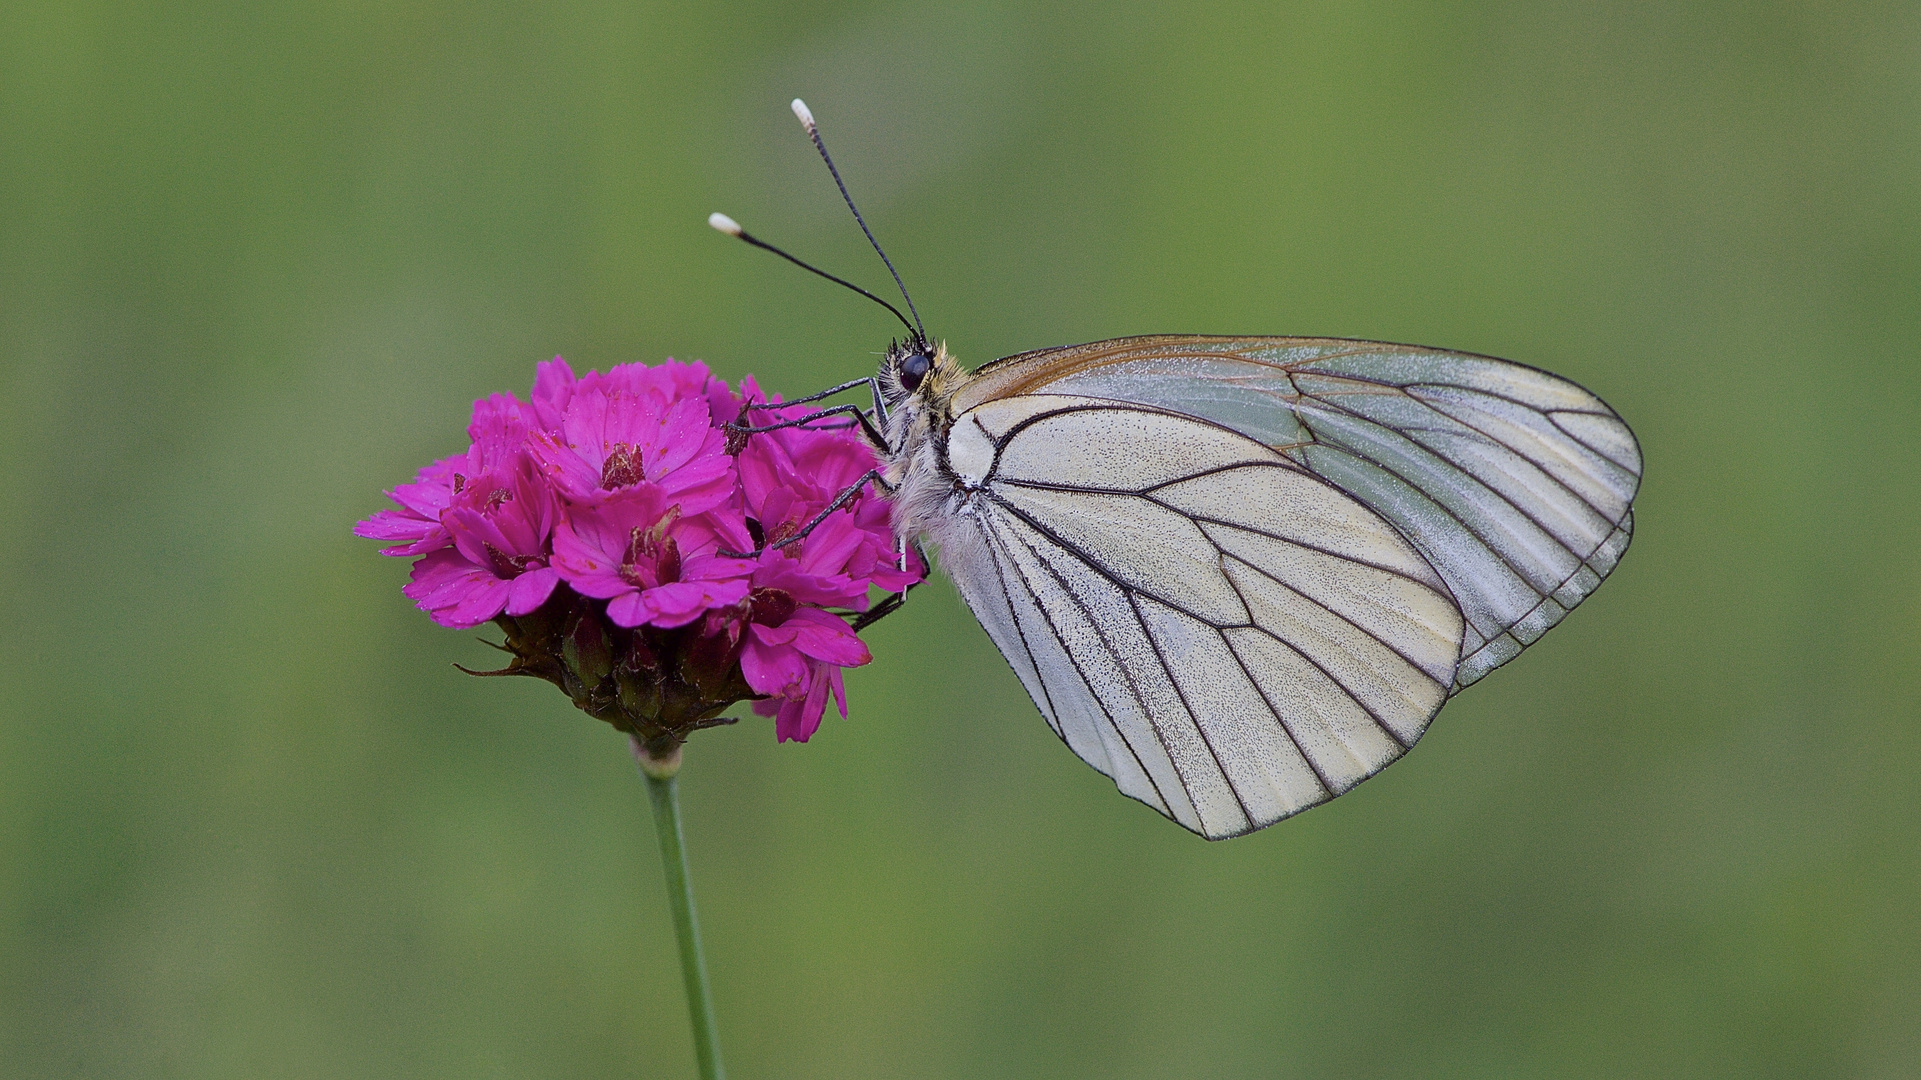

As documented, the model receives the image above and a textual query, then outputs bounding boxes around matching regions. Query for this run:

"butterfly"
[714,100,1641,839]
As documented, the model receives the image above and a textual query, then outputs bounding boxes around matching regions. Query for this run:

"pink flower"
[741,598,871,743]
[550,485,755,629]
[358,355,925,745]
[400,452,561,628]
[529,376,735,512]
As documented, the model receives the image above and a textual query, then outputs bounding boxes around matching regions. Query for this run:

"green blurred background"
[3,1,1917,1076]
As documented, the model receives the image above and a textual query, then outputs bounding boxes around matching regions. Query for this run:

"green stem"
[633,739,724,1080]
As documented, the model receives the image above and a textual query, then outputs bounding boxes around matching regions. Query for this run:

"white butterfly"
[874,335,1638,838]
[717,103,1641,839]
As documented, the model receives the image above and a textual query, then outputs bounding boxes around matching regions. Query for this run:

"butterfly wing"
[951,337,1641,691]
[935,395,1465,838]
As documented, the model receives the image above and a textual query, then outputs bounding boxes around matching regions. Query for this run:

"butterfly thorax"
[877,340,971,546]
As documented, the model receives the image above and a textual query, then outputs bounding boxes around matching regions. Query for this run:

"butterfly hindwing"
[938,395,1465,839]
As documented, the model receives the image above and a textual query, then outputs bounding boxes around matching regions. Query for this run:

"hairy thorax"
[878,343,975,551]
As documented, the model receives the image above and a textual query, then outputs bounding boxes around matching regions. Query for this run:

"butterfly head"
[879,337,962,410]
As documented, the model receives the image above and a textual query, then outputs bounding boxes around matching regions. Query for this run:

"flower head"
[357,357,924,748]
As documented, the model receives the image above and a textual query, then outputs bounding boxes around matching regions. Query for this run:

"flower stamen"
[484,543,543,579]
[601,442,646,489]
[620,506,685,587]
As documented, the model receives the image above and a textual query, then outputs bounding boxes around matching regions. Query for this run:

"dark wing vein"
[1293,395,1607,580]
[985,492,1247,630]
[987,474,1452,593]
[1219,555,1421,750]
[1171,510,1453,592]
[1546,412,1641,473]
[1386,400,1625,525]
[973,515,1065,742]
[1214,542,1445,716]
[1289,415,1552,599]
[1211,618,1338,796]
[990,510,1184,819]
[1301,364,1616,418]
[1124,591,1256,831]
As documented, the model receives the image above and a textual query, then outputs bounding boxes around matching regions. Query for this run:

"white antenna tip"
[707,212,743,237]
[790,98,815,129]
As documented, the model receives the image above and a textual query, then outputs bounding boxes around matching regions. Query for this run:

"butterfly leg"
[719,468,890,557]
[727,403,890,453]
[893,534,928,574]
[850,591,905,631]
[730,376,888,433]
[755,377,881,409]
[714,459,927,625]
[852,539,928,631]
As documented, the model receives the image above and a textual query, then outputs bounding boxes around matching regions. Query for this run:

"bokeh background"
[4,2,1918,1077]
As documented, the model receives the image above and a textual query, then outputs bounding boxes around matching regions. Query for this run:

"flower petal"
[606,591,650,627]
[530,355,578,431]
[445,505,516,570]
[781,607,872,667]
[741,631,807,698]
[354,509,448,556]
[827,663,848,718]
[433,575,514,628]
[641,579,752,628]
[505,567,561,616]
[526,428,606,500]
[776,671,832,743]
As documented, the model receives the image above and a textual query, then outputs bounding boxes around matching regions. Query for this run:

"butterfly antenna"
[790,98,926,346]
[707,212,919,340]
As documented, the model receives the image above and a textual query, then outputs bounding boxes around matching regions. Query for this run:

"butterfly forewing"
[936,394,1465,839]
[951,336,1641,692]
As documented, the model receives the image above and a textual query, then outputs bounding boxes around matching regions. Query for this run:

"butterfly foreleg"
[755,377,879,409]
[728,403,890,453]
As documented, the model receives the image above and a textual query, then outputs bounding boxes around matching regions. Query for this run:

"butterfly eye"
[898,351,931,391]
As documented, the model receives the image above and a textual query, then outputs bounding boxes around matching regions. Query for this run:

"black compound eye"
[898,351,931,391]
